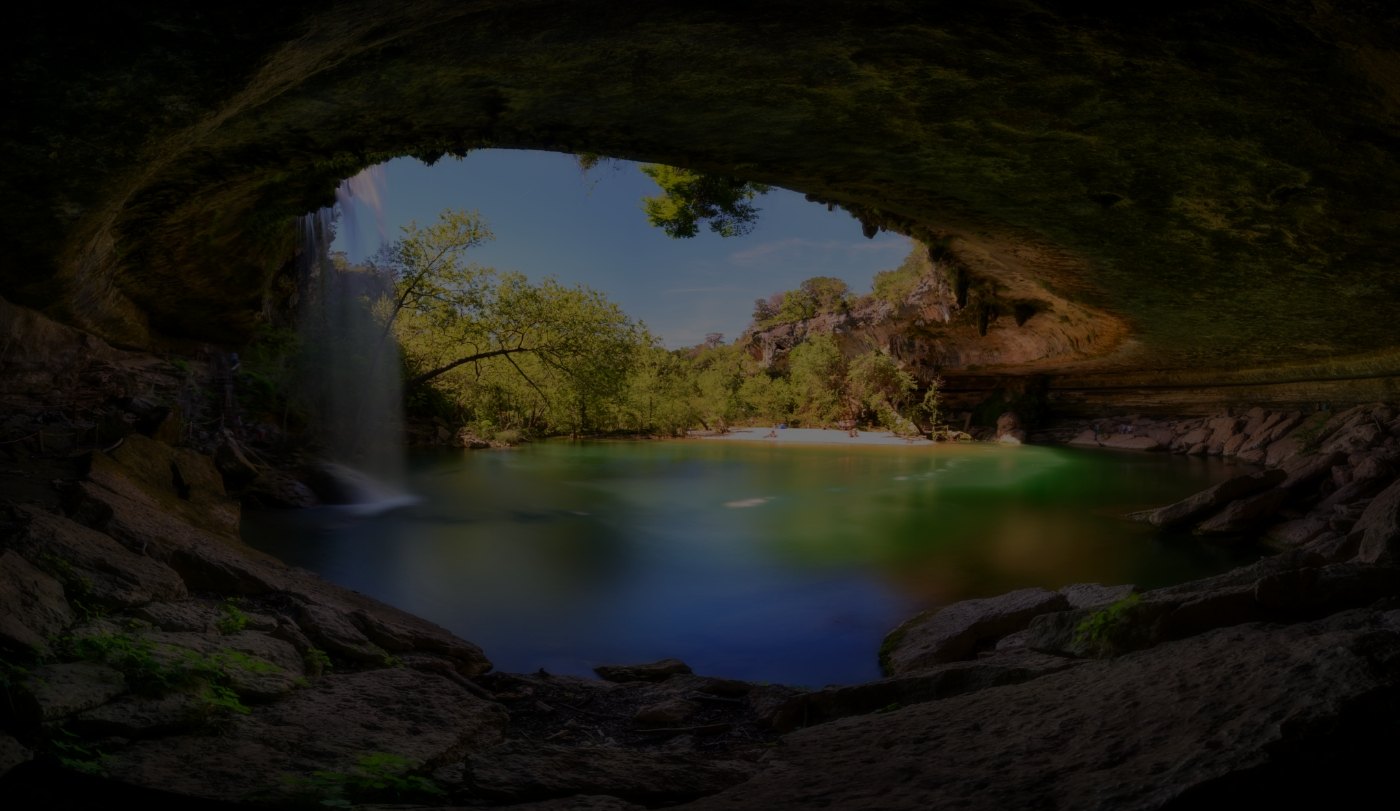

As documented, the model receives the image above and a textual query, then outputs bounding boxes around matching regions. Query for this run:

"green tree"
[799,276,852,313]
[777,290,818,322]
[845,350,916,431]
[369,209,494,346]
[639,164,771,238]
[622,343,701,436]
[738,372,794,424]
[688,343,751,430]
[871,244,931,305]
[787,335,846,425]
[378,209,647,436]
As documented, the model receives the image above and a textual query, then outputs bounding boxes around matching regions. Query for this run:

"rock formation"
[6,3,1400,809]
[5,2,1400,401]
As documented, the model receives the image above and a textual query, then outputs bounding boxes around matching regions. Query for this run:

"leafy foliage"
[871,245,932,305]
[368,209,649,437]
[639,164,770,238]
[217,599,250,634]
[787,336,847,425]
[282,752,445,808]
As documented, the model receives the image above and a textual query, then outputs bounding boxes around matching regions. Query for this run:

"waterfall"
[296,166,416,514]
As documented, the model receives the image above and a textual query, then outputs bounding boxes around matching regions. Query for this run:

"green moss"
[1073,595,1147,658]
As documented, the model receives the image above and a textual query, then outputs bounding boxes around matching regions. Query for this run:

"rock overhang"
[4,1,1400,389]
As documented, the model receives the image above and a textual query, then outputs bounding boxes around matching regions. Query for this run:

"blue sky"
[331,150,910,348]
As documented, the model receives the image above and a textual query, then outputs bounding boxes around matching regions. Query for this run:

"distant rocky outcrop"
[742,247,1119,384]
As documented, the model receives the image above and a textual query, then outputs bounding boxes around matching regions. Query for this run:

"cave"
[3,3,1400,809]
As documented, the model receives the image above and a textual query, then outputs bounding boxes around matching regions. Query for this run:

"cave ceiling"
[4,1,1400,384]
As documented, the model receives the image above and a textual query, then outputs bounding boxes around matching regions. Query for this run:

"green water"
[242,440,1258,686]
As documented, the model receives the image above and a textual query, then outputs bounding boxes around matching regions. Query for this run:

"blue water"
[242,440,1257,686]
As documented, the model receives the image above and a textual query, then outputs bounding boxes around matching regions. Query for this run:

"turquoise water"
[242,440,1258,686]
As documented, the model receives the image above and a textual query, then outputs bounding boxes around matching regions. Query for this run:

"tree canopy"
[639,164,771,238]
[368,209,648,436]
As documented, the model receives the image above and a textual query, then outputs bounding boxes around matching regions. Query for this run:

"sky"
[330,150,910,348]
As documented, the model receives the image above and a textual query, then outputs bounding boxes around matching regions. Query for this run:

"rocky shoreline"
[3,305,1399,809]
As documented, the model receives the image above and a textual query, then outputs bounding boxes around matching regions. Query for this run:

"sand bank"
[691,427,934,447]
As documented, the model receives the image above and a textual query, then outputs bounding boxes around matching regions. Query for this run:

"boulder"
[882,588,1070,675]
[14,507,187,609]
[994,413,1025,444]
[767,652,1079,733]
[1193,488,1290,536]
[17,662,128,724]
[1265,516,1331,549]
[595,659,694,683]
[1068,429,1101,446]
[213,431,261,490]
[1354,478,1400,563]
[0,550,73,654]
[1128,468,1286,529]
[1100,434,1161,451]
[1239,406,1269,436]
[1320,423,1382,456]
[0,733,32,779]
[1174,427,1209,449]
[97,435,240,537]
[242,469,319,508]
[349,608,491,676]
[633,698,700,727]
[1278,451,1348,493]
[1058,583,1137,610]
[296,603,390,664]
[1204,416,1241,454]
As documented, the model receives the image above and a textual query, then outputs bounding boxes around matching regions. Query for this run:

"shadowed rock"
[882,587,1070,674]
[1355,478,1400,564]
[13,507,187,609]
[0,550,73,654]
[464,742,756,806]
[100,668,508,804]
[1129,469,1285,529]
[674,611,1400,811]
[595,659,693,683]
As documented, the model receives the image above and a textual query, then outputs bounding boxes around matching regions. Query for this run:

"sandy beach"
[692,426,934,446]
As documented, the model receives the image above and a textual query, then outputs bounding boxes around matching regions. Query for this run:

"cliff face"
[745,243,1123,383]
[5,2,1400,398]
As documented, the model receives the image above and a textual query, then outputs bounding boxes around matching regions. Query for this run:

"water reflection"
[242,441,1259,686]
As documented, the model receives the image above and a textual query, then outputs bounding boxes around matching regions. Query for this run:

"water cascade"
[296,166,416,514]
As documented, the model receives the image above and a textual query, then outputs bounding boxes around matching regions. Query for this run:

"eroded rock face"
[8,5,1400,394]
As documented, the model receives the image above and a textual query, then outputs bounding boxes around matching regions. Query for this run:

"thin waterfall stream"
[295,167,417,513]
